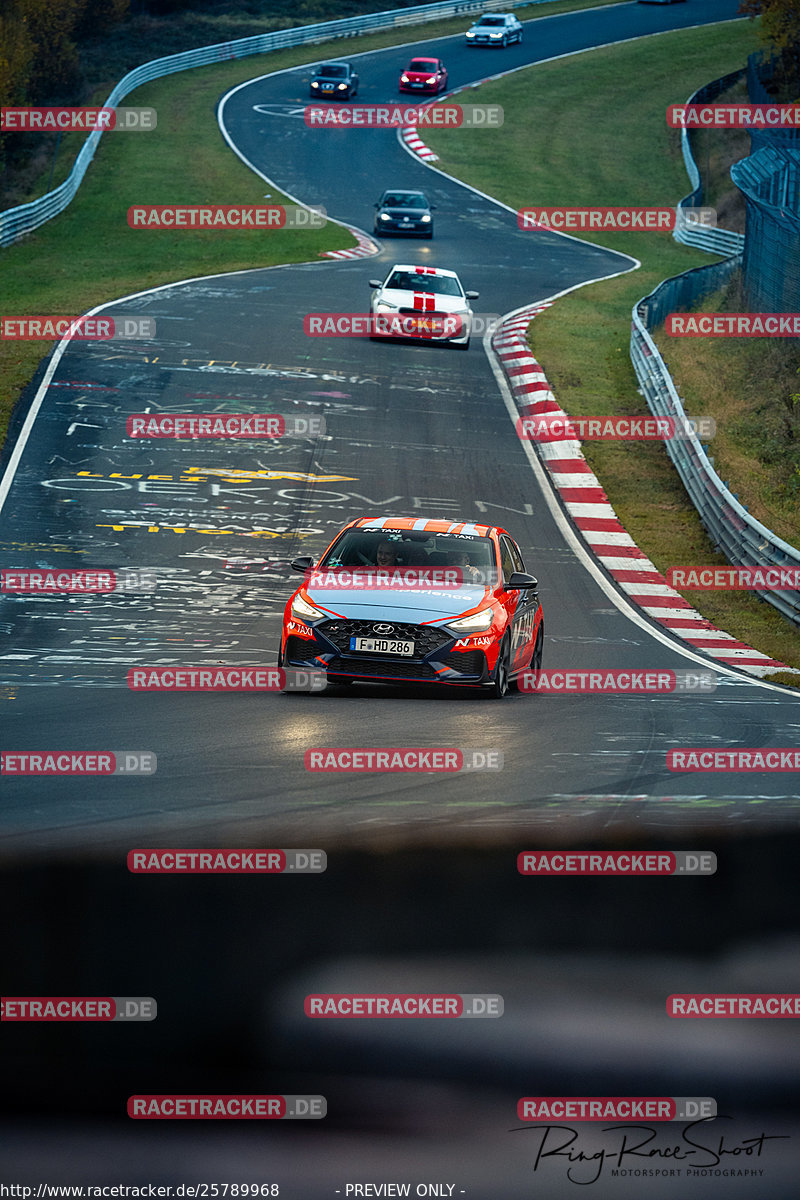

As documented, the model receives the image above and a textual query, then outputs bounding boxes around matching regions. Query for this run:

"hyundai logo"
[373,623,394,634]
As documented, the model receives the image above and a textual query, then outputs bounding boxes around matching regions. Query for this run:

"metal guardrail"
[1,0,540,247]
[631,280,800,628]
[630,69,800,630]
[731,146,800,313]
[673,70,745,256]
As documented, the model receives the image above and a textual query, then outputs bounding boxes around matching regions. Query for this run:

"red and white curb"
[401,127,439,162]
[494,306,793,679]
[321,226,380,259]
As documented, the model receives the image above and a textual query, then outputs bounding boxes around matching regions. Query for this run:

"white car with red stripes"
[368,264,478,349]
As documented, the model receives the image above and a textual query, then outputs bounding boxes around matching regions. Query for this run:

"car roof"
[380,189,428,196]
[315,60,352,68]
[386,263,459,279]
[407,56,440,62]
[353,517,497,537]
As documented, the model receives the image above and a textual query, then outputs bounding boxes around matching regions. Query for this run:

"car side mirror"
[291,556,315,573]
[465,290,479,299]
[430,204,437,210]
[506,571,538,592]
[369,279,383,287]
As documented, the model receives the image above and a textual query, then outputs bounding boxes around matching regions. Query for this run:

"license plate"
[411,82,423,87]
[350,636,414,656]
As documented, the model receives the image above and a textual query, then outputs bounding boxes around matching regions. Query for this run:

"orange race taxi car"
[279,516,543,697]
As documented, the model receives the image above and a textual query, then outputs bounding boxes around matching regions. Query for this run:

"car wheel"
[531,623,544,672]
[455,338,469,350]
[501,35,507,46]
[517,31,523,43]
[490,637,511,699]
[424,229,433,239]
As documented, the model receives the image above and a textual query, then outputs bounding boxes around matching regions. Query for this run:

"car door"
[500,535,538,672]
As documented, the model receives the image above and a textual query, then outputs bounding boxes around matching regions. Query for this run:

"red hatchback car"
[279,516,543,698]
[399,57,448,94]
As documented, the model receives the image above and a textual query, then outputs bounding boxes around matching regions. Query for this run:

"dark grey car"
[309,61,359,99]
[373,189,435,238]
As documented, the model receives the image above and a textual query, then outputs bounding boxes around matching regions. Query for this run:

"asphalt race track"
[1,0,796,855]
[3,6,800,1193]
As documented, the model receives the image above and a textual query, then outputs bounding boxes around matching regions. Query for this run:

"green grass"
[423,18,800,676]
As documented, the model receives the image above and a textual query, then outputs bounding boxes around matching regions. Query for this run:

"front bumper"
[282,618,493,686]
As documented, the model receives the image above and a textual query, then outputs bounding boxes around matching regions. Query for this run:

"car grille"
[440,650,486,675]
[284,636,321,663]
[327,656,438,680]
[398,307,446,316]
[320,619,451,658]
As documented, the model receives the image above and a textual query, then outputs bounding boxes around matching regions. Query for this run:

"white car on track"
[368,264,479,350]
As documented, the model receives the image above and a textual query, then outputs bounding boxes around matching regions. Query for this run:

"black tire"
[490,637,511,699]
[523,623,544,693]
[455,338,470,351]
[424,229,433,239]
[517,31,523,44]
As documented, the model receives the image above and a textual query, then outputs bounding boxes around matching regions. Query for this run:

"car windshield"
[383,194,426,209]
[477,16,504,24]
[318,530,498,582]
[408,60,436,71]
[385,271,463,296]
[317,64,348,76]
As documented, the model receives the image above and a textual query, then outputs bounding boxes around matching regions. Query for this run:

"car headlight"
[379,213,391,221]
[400,74,410,82]
[375,301,397,313]
[337,82,348,90]
[311,81,319,87]
[490,31,503,38]
[420,214,431,222]
[291,594,325,621]
[448,608,494,633]
[466,31,475,38]
[425,77,436,84]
